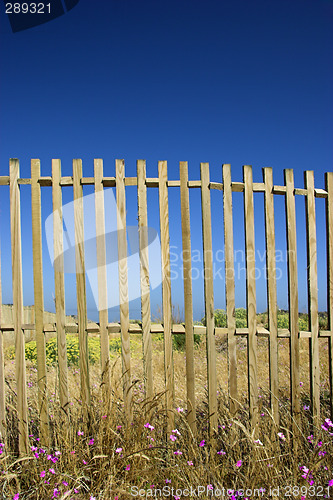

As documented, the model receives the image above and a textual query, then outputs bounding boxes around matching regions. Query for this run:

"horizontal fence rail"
[0,159,332,455]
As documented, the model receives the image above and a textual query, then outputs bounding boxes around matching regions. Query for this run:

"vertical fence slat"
[222,164,238,416]
[284,169,300,425]
[180,161,196,434]
[326,172,333,420]
[94,159,111,408]
[158,161,174,432]
[0,245,6,443]
[9,158,29,455]
[31,159,49,446]
[137,160,153,405]
[243,165,258,430]
[263,167,279,426]
[52,159,69,414]
[73,159,90,420]
[116,159,132,422]
[201,162,217,435]
[305,171,320,427]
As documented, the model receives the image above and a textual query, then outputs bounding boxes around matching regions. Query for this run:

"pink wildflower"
[277,432,286,441]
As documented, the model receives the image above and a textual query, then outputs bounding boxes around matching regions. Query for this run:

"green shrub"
[213,309,227,328]
[277,310,289,329]
[276,310,310,331]
[172,333,201,351]
[201,308,247,328]
[109,338,122,353]
[21,335,101,366]
[298,315,309,331]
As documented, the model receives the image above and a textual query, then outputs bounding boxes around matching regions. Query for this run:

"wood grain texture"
[243,165,258,430]
[222,164,238,416]
[304,171,320,427]
[158,161,174,432]
[94,159,111,409]
[201,162,217,435]
[284,169,301,423]
[180,161,196,434]
[31,159,50,446]
[326,172,333,420]
[52,160,69,414]
[263,167,279,426]
[137,160,153,405]
[0,246,6,442]
[73,159,91,421]
[116,159,132,423]
[9,159,29,455]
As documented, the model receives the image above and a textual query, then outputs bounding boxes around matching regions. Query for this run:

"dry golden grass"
[0,334,332,499]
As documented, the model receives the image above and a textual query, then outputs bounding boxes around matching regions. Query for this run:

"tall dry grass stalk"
[0,336,332,499]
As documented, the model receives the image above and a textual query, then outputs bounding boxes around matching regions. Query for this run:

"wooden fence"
[0,159,332,455]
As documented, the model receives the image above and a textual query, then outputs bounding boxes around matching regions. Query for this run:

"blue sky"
[0,0,332,321]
